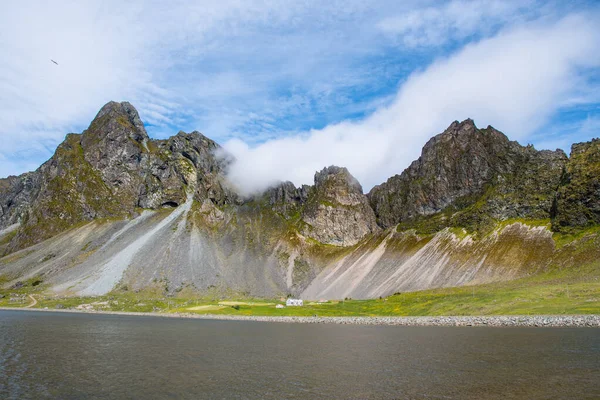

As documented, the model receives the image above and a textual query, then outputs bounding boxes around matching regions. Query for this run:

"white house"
[276,304,285,309]
[286,298,303,306]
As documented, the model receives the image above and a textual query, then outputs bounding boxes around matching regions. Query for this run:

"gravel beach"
[2,307,599,327]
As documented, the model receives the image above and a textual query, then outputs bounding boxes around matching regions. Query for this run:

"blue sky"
[1,0,599,193]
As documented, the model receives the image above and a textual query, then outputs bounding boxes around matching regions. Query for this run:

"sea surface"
[0,310,599,399]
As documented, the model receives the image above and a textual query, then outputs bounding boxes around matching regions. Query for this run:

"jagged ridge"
[368,119,568,233]
[1,101,599,299]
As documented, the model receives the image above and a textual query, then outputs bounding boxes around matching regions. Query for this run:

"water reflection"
[0,310,599,399]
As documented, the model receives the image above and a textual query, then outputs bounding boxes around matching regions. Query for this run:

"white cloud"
[0,0,598,189]
[0,2,150,156]
[0,0,388,168]
[378,0,536,47]
[225,14,600,195]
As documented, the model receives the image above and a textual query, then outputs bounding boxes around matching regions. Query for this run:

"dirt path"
[25,294,37,308]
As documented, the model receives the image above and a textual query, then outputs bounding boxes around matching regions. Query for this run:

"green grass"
[553,225,600,248]
[174,274,598,317]
[1,262,598,316]
[0,290,205,313]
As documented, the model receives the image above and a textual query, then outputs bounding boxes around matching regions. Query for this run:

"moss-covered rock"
[553,139,600,231]
[368,119,567,233]
[0,102,238,253]
[300,166,379,246]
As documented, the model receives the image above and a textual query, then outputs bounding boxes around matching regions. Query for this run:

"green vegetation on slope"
[14,134,127,250]
[554,139,600,231]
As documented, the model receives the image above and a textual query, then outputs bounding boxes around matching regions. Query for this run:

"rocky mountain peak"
[301,166,379,246]
[422,118,508,153]
[314,166,364,195]
[78,102,151,207]
[168,131,223,170]
[0,101,240,251]
[265,181,310,216]
[368,119,568,229]
[570,138,600,157]
[444,117,476,133]
[553,138,600,230]
[85,101,149,144]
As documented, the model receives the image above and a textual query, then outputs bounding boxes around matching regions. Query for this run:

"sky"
[1,0,599,194]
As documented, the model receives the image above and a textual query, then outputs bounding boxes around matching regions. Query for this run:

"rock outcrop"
[300,166,379,246]
[80,101,150,210]
[553,139,600,231]
[0,172,41,228]
[265,181,309,216]
[368,119,568,231]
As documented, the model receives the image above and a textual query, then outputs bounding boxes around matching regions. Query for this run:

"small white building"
[286,298,303,306]
[276,304,285,309]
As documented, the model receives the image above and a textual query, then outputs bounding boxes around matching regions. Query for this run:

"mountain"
[1,102,599,299]
[368,119,568,232]
[0,101,236,253]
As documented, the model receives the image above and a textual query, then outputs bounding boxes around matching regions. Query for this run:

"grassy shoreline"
[1,262,598,317]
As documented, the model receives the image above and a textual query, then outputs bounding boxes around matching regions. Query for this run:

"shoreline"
[1,307,599,327]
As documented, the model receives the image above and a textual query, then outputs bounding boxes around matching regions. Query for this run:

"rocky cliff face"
[1,102,599,299]
[80,101,150,210]
[261,167,379,246]
[0,172,40,229]
[0,102,236,252]
[368,119,568,232]
[553,139,600,231]
[300,166,379,246]
[265,181,309,216]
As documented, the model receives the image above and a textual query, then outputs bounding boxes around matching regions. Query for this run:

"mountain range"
[1,101,599,299]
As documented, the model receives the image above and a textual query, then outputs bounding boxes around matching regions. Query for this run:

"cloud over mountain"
[225,14,600,194]
[1,1,599,186]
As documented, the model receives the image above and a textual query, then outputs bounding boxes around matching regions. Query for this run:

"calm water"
[0,311,599,399]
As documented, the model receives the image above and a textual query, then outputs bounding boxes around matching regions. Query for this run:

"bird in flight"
[50,59,58,65]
